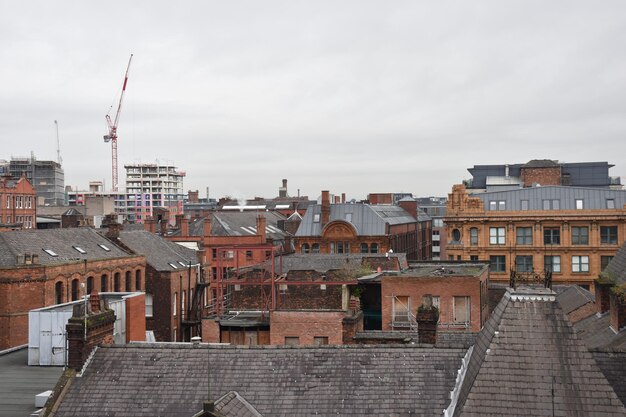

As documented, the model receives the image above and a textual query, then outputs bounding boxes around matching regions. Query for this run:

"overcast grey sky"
[2,1,625,201]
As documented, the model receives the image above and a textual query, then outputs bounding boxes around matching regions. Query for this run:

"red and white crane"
[104,54,133,192]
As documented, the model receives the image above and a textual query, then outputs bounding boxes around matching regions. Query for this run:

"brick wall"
[66,308,115,370]
[125,293,146,342]
[610,293,626,332]
[202,318,220,343]
[520,167,561,187]
[270,310,346,345]
[567,302,596,324]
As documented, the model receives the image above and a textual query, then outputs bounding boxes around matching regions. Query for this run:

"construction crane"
[104,54,133,192]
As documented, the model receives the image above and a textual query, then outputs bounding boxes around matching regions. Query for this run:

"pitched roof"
[604,241,626,284]
[0,228,131,267]
[188,212,289,240]
[214,391,263,417]
[573,313,626,350]
[295,203,416,237]
[555,285,595,315]
[450,287,626,417]
[54,344,467,417]
[117,230,198,271]
[592,350,626,408]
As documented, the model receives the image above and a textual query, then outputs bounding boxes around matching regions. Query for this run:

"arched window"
[370,243,379,253]
[71,279,80,301]
[360,243,369,254]
[301,243,310,254]
[135,270,142,291]
[125,271,132,291]
[470,228,478,246]
[114,272,121,292]
[55,281,63,304]
[101,274,108,292]
[311,243,320,253]
[181,291,186,319]
[86,276,94,295]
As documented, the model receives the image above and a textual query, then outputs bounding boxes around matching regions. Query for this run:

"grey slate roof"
[214,391,263,417]
[189,211,290,240]
[452,287,626,417]
[592,350,626,408]
[573,313,626,350]
[54,344,467,417]
[296,203,417,237]
[604,240,626,284]
[474,185,626,211]
[555,285,595,315]
[117,229,198,271]
[0,228,131,267]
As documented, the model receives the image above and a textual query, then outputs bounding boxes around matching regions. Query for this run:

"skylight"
[168,263,178,269]
[178,261,187,267]
[73,246,87,254]
[43,249,58,257]
[98,244,111,252]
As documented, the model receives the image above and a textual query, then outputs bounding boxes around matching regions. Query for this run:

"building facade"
[0,175,36,230]
[122,162,186,223]
[444,184,626,291]
[9,156,65,205]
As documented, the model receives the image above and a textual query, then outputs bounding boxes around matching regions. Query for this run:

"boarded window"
[453,296,470,324]
[285,337,299,346]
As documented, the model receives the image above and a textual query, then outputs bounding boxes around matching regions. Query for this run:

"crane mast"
[104,54,133,192]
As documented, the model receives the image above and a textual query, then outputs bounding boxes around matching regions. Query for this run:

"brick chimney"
[66,291,115,371]
[341,193,346,204]
[175,214,190,237]
[610,291,626,332]
[203,215,212,237]
[398,198,418,220]
[334,195,340,204]
[104,214,122,240]
[321,190,330,228]
[279,179,288,198]
[188,190,199,203]
[416,294,438,344]
[256,215,267,243]
[595,282,613,314]
[144,216,156,234]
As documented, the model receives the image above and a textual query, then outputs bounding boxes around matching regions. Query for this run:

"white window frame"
[145,293,153,317]
[489,227,505,245]
[572,256,589,273]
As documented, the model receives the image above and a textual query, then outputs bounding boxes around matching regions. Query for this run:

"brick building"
[0,175,36,230]
[295,190,432,261]
[114,228,202,342]
[0,228,145,350]
[444,184,626,291]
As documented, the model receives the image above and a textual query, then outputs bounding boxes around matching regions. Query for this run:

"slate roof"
[117,229,198,271]
[213,391,263,417]
[188,211,290,240]
[604,240,626,284]
[296,203,418,237]
[271,253,409,274]
[0,228,131,267]
[573,313,626,350]
[450,286,626,417]
[54,344,467,417]
[592,350,626,408]
[555,285,595,315]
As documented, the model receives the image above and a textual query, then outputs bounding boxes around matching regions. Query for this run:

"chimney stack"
[610,293,626,332]
[104,214,122,240]
[341,193,346,204]
[144,217,156,234]
[321,190,330,228]
[256,215,267,243]
[398,198,418,220]
[203,215,212,237]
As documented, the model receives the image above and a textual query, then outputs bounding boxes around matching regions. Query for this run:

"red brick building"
[295,191,431,261]
[0,228,145,350]
[0,175,36,231]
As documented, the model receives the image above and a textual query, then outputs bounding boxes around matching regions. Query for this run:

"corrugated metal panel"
[28,309,73,366]
[478,186,626,211]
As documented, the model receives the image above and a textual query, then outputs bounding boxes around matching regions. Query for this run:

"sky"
[1,1,626,202]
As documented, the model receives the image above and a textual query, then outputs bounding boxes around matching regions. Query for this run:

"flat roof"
[398,262,488,278]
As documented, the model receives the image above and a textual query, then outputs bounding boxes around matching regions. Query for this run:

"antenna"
[54,120,63,165]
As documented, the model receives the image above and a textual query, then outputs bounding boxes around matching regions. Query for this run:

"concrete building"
[122,162,186,224]
[444,183,626,291]
[0,175,36,231]
[8,156,64,205]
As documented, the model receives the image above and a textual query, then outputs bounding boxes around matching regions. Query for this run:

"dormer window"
[98,244,111,252]
[73,246,87,254]
[43,249,58,257]
[313,214,320,223]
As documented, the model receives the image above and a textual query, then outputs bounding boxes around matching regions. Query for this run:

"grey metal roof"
[555,285,595,315]
[117,230,198,271]
[295,203,416,237]
[0,228,131,267]
[54,343,467,417]
[452,287,626,417]
[475,186,626,211]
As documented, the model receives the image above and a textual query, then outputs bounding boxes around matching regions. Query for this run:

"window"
[284,337,300,346]
[433,218,443,227]
[145,294,153,317]
[452,228,461,242]
[125,271,132,291]
[101,274,108,292]
[345,213,352,222]
[301,243,310,254]
[135,270,142,290]
[489,200,506,210]
[543,228,560,245]
[212,249,217,260]
[571,227,589,245]
[516,255,533,272]
[311,243,320,253]
[521,200,529,211]
[470,255,479,261]
[43,249,58,257]
[313,214,320,223]
[71,279,80,301]
[489,201,496,211]
[489,227,505,245]
[542,199,560,210]
[313,336,329,346]
[86,276,94,294]
[516,227,532,245]
[470,228,478,245]
[453,296,470,324]
[606,199,615,209]
[490,256,506,272]
[181,291,185,319]
[601,256,614,271]
[542,200,550,210]
[600,226,618,244]
[114,273,121,292]
[370,243,378,253]
[392,296,411,325]
[173,292,177,316]
[98,244,111,252]
[544,255,561,273]
[360,243,369,253]
[572,256,589,273]
[575,199,584,210]
[73,246,87,254]
[246,250,253,260]
[55,282,63,304]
